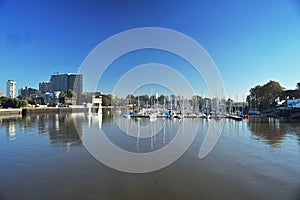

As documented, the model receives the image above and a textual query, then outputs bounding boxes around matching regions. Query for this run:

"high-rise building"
[39,81,52,93]
[6,80,16,98]
[50,73,83,103]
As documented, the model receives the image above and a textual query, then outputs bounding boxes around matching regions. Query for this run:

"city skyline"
[1,1,300,98]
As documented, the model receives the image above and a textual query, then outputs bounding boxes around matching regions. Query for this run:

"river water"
[0,110,299,200]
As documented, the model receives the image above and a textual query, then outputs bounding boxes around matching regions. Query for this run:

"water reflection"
[82,111,200,153]
[101,117,182,153]
[7,121,16,140]
[47,114,82,147]
[0,114,83,150]
[222,118,246,135]
[247,117,300,147]
[2,113,300,150]
[0,116,20,141]
[90,112,300,151]
[1,113,300,200]
[87,112,103,129]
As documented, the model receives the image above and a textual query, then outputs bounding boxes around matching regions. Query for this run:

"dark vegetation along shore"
[248,80,300,119]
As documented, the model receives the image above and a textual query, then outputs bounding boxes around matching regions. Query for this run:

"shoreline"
[0,107,115,116]
[22,107,89,115]
[0,107,88,116]
[1,107,299,121]
[0,108,22,115]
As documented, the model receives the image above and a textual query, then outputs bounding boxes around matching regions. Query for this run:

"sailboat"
[177,96,184,119]
[123,97,132,119]
[149,112,157,121]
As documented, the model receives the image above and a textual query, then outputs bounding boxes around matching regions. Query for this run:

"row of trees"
[102,80,300,112]
[58,89,77,105]
[247,80,300,111]
[105,93,240,113]
[113,94,206,108]
[18,95,45,105]
[13,80,292,111]
[0,97,28,108]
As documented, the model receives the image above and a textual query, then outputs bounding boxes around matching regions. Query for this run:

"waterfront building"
[19,86,38,98]
[6,80,16,98]
[50,73,83,104]
[39,81,51,93]
[92,95,102,114]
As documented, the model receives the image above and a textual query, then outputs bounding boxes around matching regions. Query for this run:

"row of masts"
[123,93,249,120]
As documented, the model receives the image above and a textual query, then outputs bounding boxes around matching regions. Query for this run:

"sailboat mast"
[163,91,166,110]
[138,85,140,110]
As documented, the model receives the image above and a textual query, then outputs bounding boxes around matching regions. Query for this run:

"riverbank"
[0,107,91,116]
[263,108,300,119]
[0,108,22,115]
[0,106,120,116]
[22,107,89,115]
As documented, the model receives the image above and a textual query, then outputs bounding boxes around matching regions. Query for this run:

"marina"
[1,111,299,200]
[1,1,300,199]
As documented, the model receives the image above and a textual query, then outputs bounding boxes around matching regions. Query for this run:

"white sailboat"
[123,97,131,119]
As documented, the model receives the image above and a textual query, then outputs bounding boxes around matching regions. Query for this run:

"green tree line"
[247,80,300,111]
[0,97,28,108]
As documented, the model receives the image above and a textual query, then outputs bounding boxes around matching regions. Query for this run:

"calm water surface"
[0,111,299,200]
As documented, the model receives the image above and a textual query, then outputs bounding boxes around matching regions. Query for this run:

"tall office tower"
[50,73,83,104]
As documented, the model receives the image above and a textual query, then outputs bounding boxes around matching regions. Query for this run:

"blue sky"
[1,0,300,99]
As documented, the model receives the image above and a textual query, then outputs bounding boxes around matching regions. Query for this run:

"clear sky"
[1,0,300,100]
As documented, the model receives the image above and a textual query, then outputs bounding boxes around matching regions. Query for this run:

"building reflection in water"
[86,112,103,129]
[2,113,299,150]
[0,116,19,141]
[47,114,83,149]
[6,121,16,141]
[22,113,84,151]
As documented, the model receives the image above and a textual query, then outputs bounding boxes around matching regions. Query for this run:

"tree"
[248,80,283,111]
[67,89,76,99]
[59,91,66,104]
[135,94,149,107]
[297,82,300,90]
[102,94,113,106]
[0,97,25,108]
[194,95,204,108]
[65,89,77,105]
[21,99,28,107]
[0,97,8,107]
[126,94,136,105]
[158,94,166,105]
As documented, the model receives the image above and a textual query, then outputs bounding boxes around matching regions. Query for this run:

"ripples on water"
[0,111,299,200]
